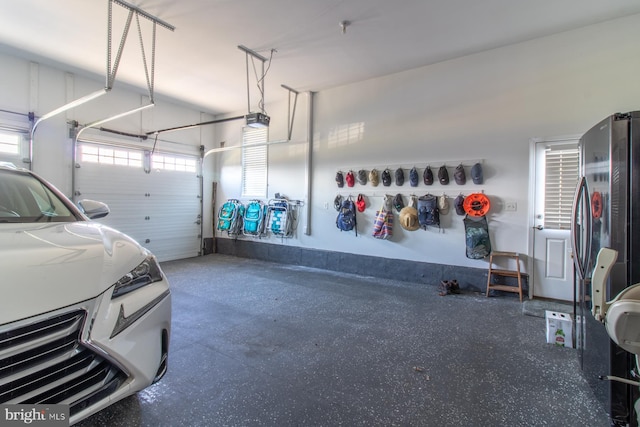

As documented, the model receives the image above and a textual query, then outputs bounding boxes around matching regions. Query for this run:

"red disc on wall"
[591,191,603,219]
[463,193,490,217]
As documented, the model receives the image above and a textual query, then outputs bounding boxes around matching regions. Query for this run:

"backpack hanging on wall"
[243,200,267,237]
[217,199,244,237]
[336,196,358,235]
[417,194,440,230]
[372,196,393,239]
[267,198,294,238]
[464,214,492,259]
[393,193,405,213]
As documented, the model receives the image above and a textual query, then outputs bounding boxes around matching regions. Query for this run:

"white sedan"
[0,163,171,425]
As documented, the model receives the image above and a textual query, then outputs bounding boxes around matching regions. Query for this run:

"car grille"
[0,309,128,416]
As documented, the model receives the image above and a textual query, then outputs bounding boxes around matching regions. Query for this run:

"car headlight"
[112,255,163,298]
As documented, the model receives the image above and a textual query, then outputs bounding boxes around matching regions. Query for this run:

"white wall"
[216,14,640,270]
[2,13,640,270]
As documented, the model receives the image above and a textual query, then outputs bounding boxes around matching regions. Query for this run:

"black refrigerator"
[572,111,640,426]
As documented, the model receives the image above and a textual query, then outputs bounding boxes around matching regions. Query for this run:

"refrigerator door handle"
[572,176,591,281]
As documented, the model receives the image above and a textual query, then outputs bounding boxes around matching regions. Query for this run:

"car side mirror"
[78,199,110,219]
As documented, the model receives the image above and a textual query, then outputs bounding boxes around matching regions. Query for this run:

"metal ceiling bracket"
[238,45,269,114]
[281,84,299,141]
[108,0,172,100]
[111,0,175,32]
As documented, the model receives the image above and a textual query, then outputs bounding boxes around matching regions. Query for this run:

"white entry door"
[531,138,579,301]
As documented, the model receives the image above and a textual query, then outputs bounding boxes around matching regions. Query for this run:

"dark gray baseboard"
[215,238,529,295]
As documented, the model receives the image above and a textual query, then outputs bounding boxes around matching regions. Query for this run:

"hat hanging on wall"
[369,169,380,186]
[399,206,420,231]
[438,165,449,185]
[356,194,366,212]
[438,194,449,215]
[346,170,355,187]
[395,168,405,186]
[454,194,466,215]
[471,163,483,184]
[357,169,368,185]
[423,166,434,185]
[336,171,344,188]
[409,167,419,187]
[454,164,466,185]
[382,169,392,186]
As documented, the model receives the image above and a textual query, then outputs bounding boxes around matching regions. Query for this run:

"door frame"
[528,134,581,300]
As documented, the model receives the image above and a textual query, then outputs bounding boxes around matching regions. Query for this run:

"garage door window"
[81,145,142,167]
[0,132,20,155]
[152,154,197,172]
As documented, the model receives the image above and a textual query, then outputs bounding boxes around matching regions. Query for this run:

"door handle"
[533,225,543,230]
[572,176,591,281]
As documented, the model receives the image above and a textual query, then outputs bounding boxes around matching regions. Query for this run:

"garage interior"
[2,0,640,425]
[77,255,607,426]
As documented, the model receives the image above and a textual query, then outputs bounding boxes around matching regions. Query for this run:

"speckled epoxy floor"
[76,254,609,427]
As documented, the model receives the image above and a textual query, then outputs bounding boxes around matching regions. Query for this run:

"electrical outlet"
[505,201,517,212]
[324,202,329,210]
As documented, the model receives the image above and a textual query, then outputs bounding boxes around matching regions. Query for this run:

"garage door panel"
[76,142,201,262]
[145,238,200,262]
[143,171,200,195]
[76,164,148,195]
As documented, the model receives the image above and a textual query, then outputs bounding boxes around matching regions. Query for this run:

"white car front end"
[0,165,171,425]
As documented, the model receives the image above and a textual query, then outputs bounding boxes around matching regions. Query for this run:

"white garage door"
[75,141,201,262]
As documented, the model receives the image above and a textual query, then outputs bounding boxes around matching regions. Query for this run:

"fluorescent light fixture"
[84,103,154,129]
[37,88,109,123]
[30,88,111,168]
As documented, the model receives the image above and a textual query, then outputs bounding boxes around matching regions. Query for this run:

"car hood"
[0,222,149,326]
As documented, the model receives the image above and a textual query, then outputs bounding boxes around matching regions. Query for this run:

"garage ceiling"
[1,0,640,116]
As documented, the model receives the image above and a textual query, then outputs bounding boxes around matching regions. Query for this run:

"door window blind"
[544,145,579,230]
[242,127,268,198]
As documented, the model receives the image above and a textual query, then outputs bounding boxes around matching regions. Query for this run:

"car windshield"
[0,169,80,223]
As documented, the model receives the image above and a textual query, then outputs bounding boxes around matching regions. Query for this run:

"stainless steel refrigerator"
[572,111,640,426]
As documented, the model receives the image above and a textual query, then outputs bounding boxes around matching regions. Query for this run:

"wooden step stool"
[486,251,524,302]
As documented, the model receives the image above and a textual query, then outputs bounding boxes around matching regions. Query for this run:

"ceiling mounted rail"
[147,115,246,136]
[74,103,155,142]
